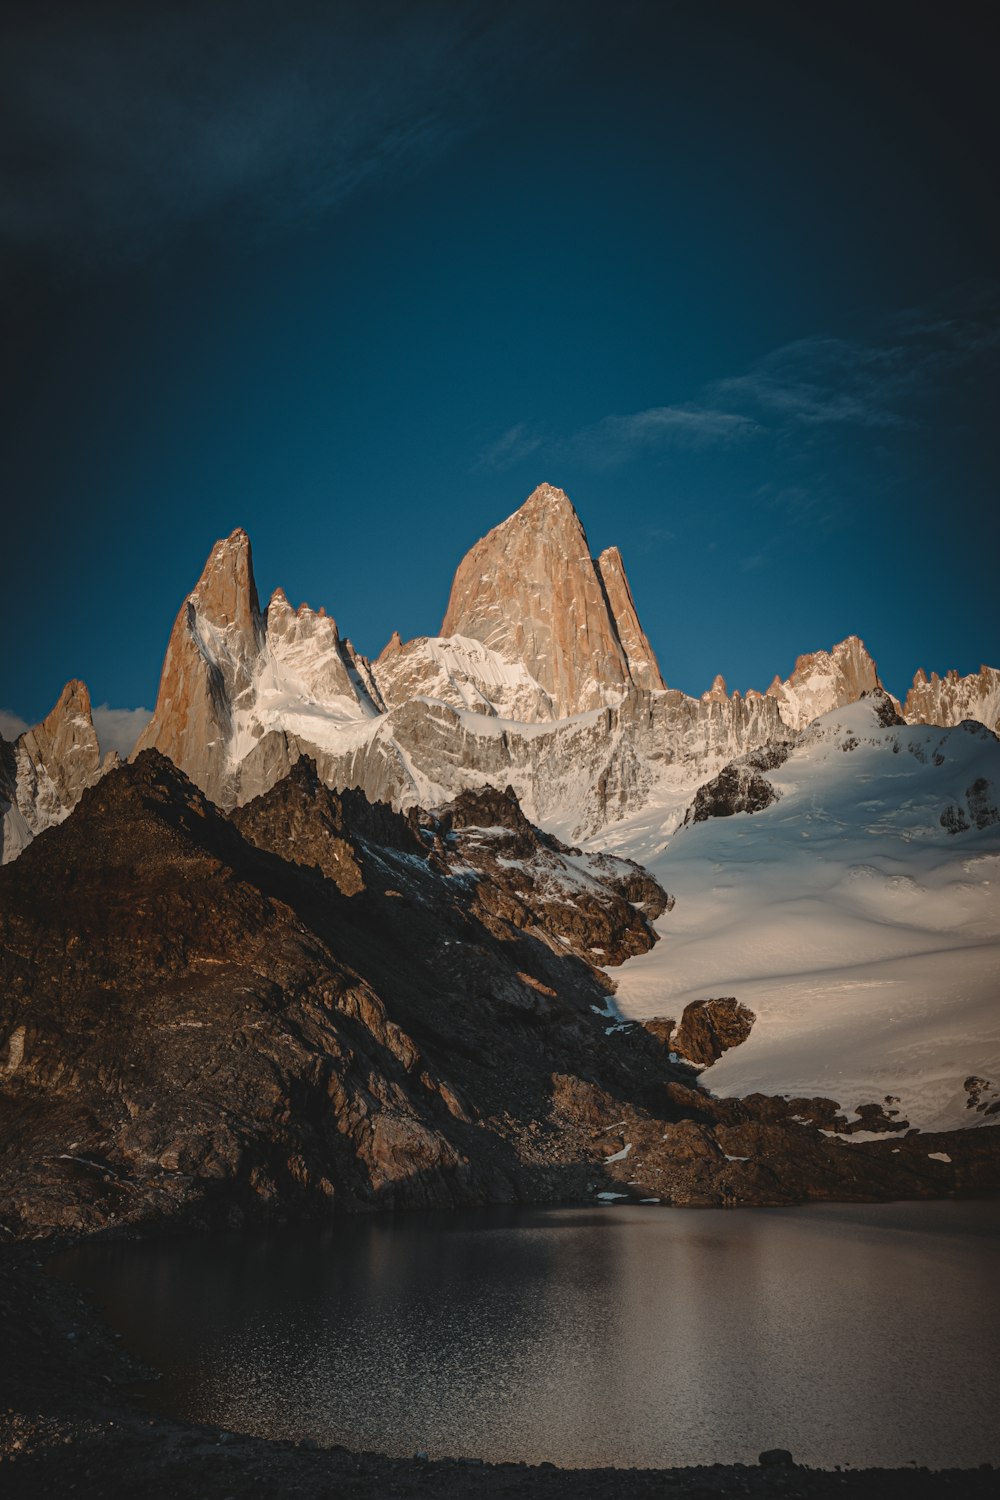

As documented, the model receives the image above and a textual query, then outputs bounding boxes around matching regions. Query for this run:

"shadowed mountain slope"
[2,754,997,1239]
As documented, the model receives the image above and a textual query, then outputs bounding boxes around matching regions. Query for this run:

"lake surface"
[53,1200,1000,1470]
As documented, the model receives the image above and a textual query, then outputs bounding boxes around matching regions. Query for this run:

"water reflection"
[53,1200,1000,1469]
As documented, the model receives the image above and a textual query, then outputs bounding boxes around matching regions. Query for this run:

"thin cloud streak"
[477,282,1000,471]
[709,339,912,430]
[476,422,545,473]
[479,404,760,472]
[588,406,761,460]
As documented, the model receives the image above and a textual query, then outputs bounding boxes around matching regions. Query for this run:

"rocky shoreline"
[0,1236,996,1499]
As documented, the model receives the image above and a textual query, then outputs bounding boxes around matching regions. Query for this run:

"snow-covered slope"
[372,632,552,720]
[6,486,999,1144]
[610,699,1000,1133]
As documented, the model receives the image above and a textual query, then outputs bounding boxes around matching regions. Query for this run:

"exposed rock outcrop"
[0,752,674,1237]
[682,761,781,825]
[641,999,756,1068]
[904,665,1000,733]
[766,635,884,730]
[940,776,1000,834]
[133,529,265,805]
[595,544,665,694]
[670,998,757,1067]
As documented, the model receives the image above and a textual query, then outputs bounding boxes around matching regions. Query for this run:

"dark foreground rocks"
[1,752,998,1241]
[1,1247,996,1500]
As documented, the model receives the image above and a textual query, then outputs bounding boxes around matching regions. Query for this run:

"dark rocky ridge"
[0,752,997,1241]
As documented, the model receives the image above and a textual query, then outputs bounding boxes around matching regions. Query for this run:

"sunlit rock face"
[439,483,662,718]
[133,528,382,807]
[133,528,265,806]
[765,634,884,730]
[0,680,110,864]
[119,484,996,848]
[903,665,1000,734]
[595,543,665,694]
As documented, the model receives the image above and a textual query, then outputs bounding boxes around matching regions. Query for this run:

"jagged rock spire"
[903,664,1000,732]
[134,529,264,804]
[596,544,665,693]
[135,528,387,807]
[440,483,662,716]
[765,635,883,731]
[0,679,106,863]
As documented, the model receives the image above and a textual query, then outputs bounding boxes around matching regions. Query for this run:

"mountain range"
[1,482,998,1233]
[3,484,998,860]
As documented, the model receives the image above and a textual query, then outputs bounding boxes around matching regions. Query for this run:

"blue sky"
[3,0,998,738]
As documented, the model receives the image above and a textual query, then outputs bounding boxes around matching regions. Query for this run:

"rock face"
[940,776,1000,834]
[133,529,382,808]
[2,753,996,1239]
[671,998,757,1067]
[642,999,756,1067]
[108,487,997,854]
[766,635,883,730]
[439,483,664,717]
[133,529,265,805]
[0,751,671,1236]
[0,681,110,864]
[682,756,784,825]
[904,665,1000,733]
[594,544,665,694]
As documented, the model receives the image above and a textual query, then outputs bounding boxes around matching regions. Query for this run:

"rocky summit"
[439,482,665,715]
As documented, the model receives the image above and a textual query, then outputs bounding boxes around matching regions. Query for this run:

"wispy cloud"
[708,338,912,429]
[581,406,760,463]
[1,2,535,268]
[479,404,759,472]
[0,710,29,742]
[477,422,545,472]
[92,705,152,759]
[477,282,1000,472]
